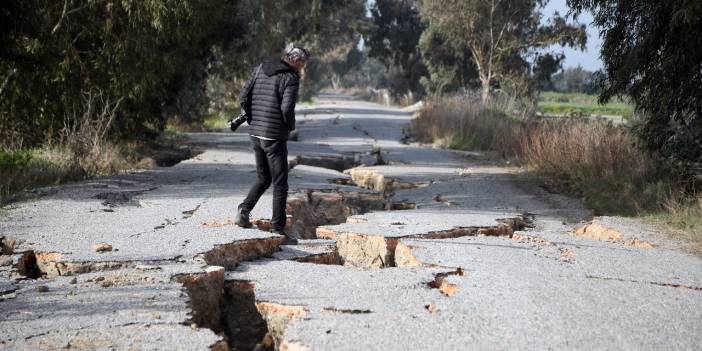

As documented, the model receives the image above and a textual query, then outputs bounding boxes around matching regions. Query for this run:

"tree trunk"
[331,74,340,90]
[480,78,491,104]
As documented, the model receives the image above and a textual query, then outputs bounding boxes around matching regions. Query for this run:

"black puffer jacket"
[239,59,300,140]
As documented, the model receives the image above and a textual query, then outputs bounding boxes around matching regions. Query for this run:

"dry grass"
[519,118,672,215]
[413,95,702,248]
[0,142,151,205]
[1,90,193,205]
[646,194,702,253]
[412,95,691,219]
[411,96,525,158]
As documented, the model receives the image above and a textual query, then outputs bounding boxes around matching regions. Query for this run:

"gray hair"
[283,44,310,63]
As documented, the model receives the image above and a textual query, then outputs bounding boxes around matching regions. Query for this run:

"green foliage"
[1,0,368,147]
[568,0,702,171]
[366,0,427,98]
[0,149,34,168]
[537,92,634,117]
[210,0,368,101]
[418,25,479,96]
[0,0,235,147]
[533,53,565,91]
[420,0,586,103]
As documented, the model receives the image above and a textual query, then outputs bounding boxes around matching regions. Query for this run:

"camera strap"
[240,64,262,122]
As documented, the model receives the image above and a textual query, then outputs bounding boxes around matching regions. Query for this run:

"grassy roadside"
[411,96,701,251]
[0,134,195,205]
[166,113,231,132]
[538,92,634,118]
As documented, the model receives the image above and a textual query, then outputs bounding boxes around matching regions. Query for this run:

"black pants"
[240,136,288,231]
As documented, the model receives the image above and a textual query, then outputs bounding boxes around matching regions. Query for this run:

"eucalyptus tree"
[421,0,586,103]
[365,0,427,98]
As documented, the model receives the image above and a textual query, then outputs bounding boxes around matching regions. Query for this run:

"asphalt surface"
[1,93,700,350]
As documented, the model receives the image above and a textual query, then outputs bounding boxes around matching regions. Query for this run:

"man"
[235,45,310,244]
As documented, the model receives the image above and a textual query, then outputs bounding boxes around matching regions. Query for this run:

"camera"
[228,111,248,132]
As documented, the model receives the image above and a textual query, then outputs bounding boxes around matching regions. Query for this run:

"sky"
[541,0,603,70]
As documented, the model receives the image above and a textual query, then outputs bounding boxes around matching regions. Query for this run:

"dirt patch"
[559,248,576,263]
[512,233,552,246]
[256,302,309,349]
[394,241,423,267]
[0,235,18,255]
[326,215,529,269]
[284,190,387,239]
[427,268,464,297]
[198,238,284,270]
[344,168,426,195]
[336,235,399,268]
[573,222,654,249]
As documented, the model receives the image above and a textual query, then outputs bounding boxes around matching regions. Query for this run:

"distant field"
[537,92,634,118]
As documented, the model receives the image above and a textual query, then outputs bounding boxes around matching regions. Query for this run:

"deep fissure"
[253,189,416,240]
[4,144,540,350]
[319,214,533,269]
[178,268,311,351]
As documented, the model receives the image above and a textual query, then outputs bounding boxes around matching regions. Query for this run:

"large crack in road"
[1,95,701,351]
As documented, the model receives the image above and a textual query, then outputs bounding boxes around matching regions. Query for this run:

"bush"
[0,149,34,168]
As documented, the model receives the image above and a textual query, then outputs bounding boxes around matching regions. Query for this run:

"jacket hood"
[261,59,296,76]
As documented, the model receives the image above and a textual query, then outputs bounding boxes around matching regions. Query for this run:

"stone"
[573,221,654,248]
[92,243,113,253]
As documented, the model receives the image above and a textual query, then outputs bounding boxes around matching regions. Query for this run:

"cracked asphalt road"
[1,93,701,350]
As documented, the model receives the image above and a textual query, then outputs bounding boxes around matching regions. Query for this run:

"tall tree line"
[0,0,366,148]
[365,0,700,170]
[365,0,586,102]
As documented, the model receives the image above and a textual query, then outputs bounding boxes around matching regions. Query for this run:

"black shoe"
[272,229,298,245]
[235,207,252,228]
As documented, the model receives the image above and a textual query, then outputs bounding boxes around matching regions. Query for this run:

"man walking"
[235,45,309,244]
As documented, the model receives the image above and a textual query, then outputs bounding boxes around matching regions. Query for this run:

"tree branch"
[51,0,70,35]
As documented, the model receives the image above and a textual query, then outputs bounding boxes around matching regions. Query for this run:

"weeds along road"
[1,94,701,350]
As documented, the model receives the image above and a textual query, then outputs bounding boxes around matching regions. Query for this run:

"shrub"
[520,118,670,215]
[0,149,33,168]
